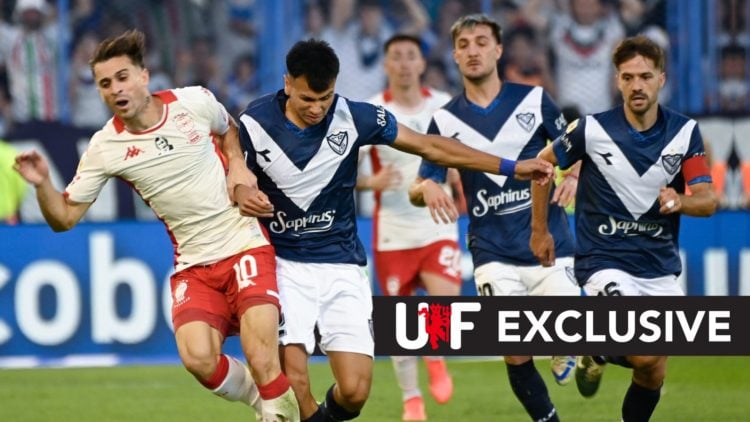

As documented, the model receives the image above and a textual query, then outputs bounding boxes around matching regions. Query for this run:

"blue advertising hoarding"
[0,213,748,366]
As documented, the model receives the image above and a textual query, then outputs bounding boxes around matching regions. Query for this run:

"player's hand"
[13,150,50,187]
[514,158,553,185]
[420,178,458,224]
[658,186,681,214]
[552,174,577,207]
[368,165,402,191]
[530,230,556,267]
[234,184,274,218]
[226,161,258,203]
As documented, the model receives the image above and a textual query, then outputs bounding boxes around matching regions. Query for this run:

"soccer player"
[13,30,299,422]
[408,14,580,422]
[530,35,718,421]
[357,34,459,421]
[232,39,554,422]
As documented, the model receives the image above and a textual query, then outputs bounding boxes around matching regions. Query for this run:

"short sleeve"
[237,114,259,171]
[552,117,587,170]
[349,100,398,146]
[64,136,109,203]
[540,91,567,141]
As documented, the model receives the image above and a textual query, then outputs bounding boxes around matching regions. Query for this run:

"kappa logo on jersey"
[326,131,349,155]
[661,153,683,175]
[155,137,174,154]
[124,146,145,160]
[515,112,536,133]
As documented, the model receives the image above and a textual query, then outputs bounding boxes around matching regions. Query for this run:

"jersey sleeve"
[552,117,587,170]
[682,122,712,185]
[349,100,398,146]
[177,86,231,135]
[416,118,448,182]
[540,91,567,140]
[64,135,109,203]
[237,114,259,171]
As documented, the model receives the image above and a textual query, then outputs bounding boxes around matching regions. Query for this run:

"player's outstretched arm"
[392,123,553,184]
[14,151,91,231]
[529,145,558,267]
[408,177,458,224]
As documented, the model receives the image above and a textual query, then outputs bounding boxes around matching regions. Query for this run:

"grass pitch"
[1,356,747,421]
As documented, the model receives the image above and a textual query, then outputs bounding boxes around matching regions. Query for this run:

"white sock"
[260,387,300,422]
[392,356,421,401]
[211,354,261,414]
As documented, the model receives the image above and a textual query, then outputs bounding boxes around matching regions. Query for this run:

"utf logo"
[395,302,481,350]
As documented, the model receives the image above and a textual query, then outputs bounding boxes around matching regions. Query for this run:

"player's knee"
[180,348,219,379]
[336,376,371,410]
[245,347,277,379]
[630,356,666,388]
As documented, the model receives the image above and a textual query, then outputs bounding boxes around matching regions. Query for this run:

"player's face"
[616,54,665,116]
[453,24,502,83]
[384,41,425,89]
[93,55,150,121]
[284,74,335,128]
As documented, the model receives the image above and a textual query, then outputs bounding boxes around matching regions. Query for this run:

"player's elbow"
[49,221,74,232]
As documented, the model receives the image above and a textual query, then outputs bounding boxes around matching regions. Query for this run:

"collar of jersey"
[463,91,502,116]
[275,90,337,137]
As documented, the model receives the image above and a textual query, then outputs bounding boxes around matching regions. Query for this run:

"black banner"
[372,296,750,356]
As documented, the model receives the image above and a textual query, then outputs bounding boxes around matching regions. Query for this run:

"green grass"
[1,357,748,421]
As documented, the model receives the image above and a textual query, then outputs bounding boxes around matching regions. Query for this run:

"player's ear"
[283,74,291,96]
[658,71,665,88]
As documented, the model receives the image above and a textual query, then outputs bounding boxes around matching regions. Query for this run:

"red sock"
[257,373,291,400]
[200,354,229,389]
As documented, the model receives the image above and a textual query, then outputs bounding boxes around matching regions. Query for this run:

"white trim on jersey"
[585,117,696,220]
[240,100,359,212]
[432,86,545,190]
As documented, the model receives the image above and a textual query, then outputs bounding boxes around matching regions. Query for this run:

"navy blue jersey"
[238,90,398,264]
[552,105,708,281]
[419,83,575,267]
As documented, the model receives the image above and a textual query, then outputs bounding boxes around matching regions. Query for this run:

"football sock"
[321,384,360,421]
[206,355,262,412]
[622,381,661,422]
[302,406,325,422]
[605,355,633,368]
[392,356,421,400]
[507,360,559,422]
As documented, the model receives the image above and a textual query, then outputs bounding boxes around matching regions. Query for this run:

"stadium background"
[0,0,749,420]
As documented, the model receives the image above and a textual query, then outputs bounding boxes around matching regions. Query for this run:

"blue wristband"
[499,159,516,177]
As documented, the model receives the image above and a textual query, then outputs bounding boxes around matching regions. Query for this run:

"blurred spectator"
[69,31,109,128]
[321,0,395,100]
[320,0,430,101]
[216,0,257,80]
[0,0,64,125]
[500,25,556,96]
[225,53,259,117]
[423,58,453,95]
[718,44,749,112]
[545,0,624,115]
[0,139,26,224]
[174,36,225,101]
[425,0,466,90]
[304,1,326,39]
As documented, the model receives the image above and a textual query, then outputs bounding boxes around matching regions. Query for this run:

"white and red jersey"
[65,86,269,271]
[364,87,458,251]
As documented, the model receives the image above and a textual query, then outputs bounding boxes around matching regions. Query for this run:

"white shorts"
[583,268,684,296]
[474,257,579,296]
[276,257,374,357]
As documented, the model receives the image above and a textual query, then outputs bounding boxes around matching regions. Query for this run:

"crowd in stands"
[0,0,748,223]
